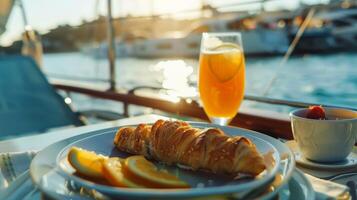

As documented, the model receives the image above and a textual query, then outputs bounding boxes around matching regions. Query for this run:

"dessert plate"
[30,122,294,199]
[287,140,357,171]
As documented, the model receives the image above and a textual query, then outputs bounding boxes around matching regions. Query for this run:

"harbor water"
[43,52,357,115]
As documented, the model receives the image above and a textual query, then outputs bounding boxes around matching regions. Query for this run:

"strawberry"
[306,106,326,120]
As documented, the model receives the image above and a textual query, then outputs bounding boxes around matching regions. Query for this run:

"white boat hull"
[131,30,289,58]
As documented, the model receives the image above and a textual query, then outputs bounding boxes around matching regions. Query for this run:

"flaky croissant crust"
[114,120,266,176]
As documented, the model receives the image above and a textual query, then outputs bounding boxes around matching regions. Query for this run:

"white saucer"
[286,140,357,171]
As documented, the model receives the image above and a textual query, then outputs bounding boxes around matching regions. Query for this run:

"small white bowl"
[290,107,357,162]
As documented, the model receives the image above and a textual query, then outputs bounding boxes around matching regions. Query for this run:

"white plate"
[56,123,280,199]
[30,122,294,199]
[32,169,312,200]
[287,140,357,171]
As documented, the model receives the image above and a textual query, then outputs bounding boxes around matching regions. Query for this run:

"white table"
[0,114,167,153]
[0,114,353,200]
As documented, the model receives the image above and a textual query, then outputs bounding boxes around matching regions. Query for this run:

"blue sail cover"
[0,55,83,139]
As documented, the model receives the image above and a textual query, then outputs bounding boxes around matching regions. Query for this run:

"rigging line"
[262,8,316,97]
[17,0,30,31]
[93,0,101,82]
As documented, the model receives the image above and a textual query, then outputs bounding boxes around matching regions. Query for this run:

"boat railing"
[47,73,109,83]
[127,85,357,111]
[52,80,355,141]
[52,81,292,139]
[244,95,357,111]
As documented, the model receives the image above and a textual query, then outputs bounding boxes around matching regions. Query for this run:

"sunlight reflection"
[64,97,72,104]
[159,94,181,103]
[151,60,197,100]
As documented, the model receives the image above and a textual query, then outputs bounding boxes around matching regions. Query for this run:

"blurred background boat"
[291,1,357,53]
[85,13,291,58]
[79,0,357,58]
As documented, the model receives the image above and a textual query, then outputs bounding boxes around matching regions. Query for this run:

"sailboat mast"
[201,0,205,18]
[18,0,29,29]
[107,0,116,91]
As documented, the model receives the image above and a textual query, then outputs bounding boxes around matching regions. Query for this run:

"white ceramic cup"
[290,107,357,162]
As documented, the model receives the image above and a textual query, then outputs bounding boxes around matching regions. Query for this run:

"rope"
[262,8,316,96]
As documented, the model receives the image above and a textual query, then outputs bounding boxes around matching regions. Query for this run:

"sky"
[0,0,328,46]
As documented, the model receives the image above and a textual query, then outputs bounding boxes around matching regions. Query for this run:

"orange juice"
[199,48,245,119]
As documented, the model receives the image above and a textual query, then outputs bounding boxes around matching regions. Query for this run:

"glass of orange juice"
[199,32,245,125]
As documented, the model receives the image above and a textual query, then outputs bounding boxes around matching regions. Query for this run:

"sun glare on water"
[151,60,197,103]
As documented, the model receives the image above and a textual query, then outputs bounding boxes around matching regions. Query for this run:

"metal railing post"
[107,0,117,91]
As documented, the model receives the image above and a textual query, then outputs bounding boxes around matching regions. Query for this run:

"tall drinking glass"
[198,32,245,125]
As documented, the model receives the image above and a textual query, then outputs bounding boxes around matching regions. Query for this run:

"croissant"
[114,120,266,176]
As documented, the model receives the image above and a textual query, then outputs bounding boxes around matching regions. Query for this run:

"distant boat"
[292,5,357,53]
[130,15,290,58]
[130,34,201,58]
[82,14,290,58]
[81,41,133,58]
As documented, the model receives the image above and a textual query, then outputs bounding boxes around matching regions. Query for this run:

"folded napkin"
[286,140,356,200]
[305,174,351,200]
[0,151,37,190]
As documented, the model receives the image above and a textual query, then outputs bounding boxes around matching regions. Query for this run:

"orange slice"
[211,42,241,51]
[123,156,190,188]
[208,43,244,82]
[67,147,107,178]
[103,157,143,188]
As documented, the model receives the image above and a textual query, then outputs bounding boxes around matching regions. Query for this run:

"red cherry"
[306,106,326,120]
